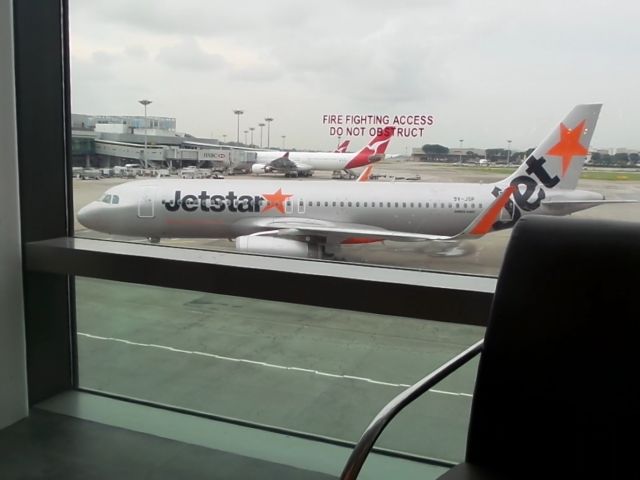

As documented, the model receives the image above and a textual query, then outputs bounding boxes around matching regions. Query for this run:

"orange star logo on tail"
[546,120,588,176]
[261,188,292,214]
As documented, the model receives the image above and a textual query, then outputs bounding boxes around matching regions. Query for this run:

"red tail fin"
[344,127,395,169]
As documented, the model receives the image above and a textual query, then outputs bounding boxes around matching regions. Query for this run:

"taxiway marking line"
[78,332,473,397]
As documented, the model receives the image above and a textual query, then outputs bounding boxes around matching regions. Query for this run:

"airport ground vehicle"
[180,167,210,179]
[80,168,101,180]
[123,164,142,178]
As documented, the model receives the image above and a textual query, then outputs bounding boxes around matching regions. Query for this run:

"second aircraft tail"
[344,127,395,170]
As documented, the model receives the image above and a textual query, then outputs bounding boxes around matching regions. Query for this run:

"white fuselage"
[78,179,495,239]
[256,151,363,171]
[77,178,603,243]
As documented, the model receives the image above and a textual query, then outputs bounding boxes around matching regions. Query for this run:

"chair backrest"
[466,216,640,477]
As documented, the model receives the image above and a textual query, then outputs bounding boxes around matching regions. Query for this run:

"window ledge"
[25,237,495,325]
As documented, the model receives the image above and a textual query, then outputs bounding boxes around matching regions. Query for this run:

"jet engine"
[251,164,270,174]
[235,235,322,258]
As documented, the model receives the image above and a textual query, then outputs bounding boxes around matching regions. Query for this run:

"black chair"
[341,216,640,479]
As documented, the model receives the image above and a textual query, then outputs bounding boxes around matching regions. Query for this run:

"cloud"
[156,38,227,72]
[125,45,149,61]
[68,0,640,149]
[228,63,283,83]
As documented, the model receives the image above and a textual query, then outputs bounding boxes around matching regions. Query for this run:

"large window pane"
[76,276,482,462]
[70,1,640,275]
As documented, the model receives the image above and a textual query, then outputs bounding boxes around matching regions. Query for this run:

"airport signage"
[197,149,230,162]
[322,113,434,138]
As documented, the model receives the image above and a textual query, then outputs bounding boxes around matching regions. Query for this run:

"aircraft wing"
[246,217,452,242]
[264,153,312,174]
[291,161,313,171]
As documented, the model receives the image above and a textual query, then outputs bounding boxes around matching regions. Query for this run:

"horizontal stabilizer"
[264,221,453,242]
[542,199,638,205]
[541,198,638,212]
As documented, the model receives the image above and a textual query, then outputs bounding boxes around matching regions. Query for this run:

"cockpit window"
[100,194,120,204]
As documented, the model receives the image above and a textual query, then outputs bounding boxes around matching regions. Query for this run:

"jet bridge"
[92,139,256,173]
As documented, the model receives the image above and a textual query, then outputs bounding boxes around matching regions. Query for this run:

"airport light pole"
[265,117,274,148]
[222,134,227,144]
[282,135,286,149]
[249,127,255,146]
[233,109,244,144]
[244,130,248,145]
[138,99,152,168]
[459,139,464,163]
[507,139,512,165]
[258,123,265,148]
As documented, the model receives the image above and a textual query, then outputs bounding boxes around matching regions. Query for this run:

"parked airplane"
[78,104,631,259]
[335,139,350,153]
[251,128,394,177]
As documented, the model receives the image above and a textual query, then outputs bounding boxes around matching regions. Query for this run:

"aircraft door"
[138,186,157,218]
[297,198,305,214]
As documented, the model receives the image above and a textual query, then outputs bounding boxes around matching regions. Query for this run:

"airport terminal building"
[71,113,256,173]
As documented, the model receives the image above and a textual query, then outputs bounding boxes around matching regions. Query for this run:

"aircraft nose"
[77,202,102,230]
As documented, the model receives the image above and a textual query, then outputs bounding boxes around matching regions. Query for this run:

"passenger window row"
[289,200,482,209]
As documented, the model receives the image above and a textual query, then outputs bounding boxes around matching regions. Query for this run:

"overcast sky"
[70,0,640,154]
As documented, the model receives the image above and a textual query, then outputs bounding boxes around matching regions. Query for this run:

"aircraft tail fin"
[345,127,395,170]
[497,104,602,192]
[356,164,374,182]
[335,139,350,153]
[456,185,516,238]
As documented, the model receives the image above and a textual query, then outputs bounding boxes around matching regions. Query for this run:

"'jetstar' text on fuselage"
[163,190,263,213]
